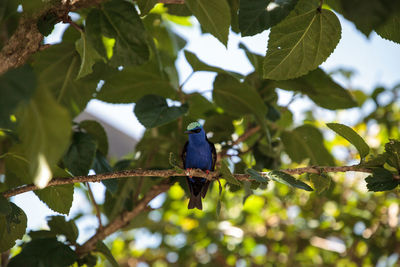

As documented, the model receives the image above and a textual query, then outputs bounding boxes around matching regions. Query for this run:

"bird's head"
[185,122,206,142]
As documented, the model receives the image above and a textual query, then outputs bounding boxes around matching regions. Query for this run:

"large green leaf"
[86,0,149,67]
[184,50,243,78]
[185,0,231,46]
[96,63,177,104]
[336,0,400,37]
[267,170,313,191]
[75,31,104,79]
[365,168,399,192]
[0,203,27,252]
[263,0,341,80]
[79,120,109,156]
[0,65,36,128]
[134,94,188,128]
[33,42,98,117]
[212,74,267,118]
[14,87,71,188]
[33,167,74,215]
[272,68,357,110]
[238,0,298,36]
[7,238,77,267]
[281,124,335,166]
[376,11,400,44]
[327,123,370,161]
[47,216,79,243]
[0,196,11,215]
[63,132,97,176]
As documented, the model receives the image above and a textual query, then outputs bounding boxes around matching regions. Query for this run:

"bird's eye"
[193,128,201,133]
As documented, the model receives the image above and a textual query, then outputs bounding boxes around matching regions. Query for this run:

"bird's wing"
[207,139,217,171]
[181,141,188,169]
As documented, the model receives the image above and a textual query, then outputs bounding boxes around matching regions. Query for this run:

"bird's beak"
[185,130,193,134]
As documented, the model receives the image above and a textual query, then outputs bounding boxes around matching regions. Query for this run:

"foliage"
[0,0,400,266]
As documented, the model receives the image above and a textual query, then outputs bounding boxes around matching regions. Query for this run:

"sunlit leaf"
[327,123,370,161]
[185,0,230,45]
[268,170,313,191]
[263,0,341,80]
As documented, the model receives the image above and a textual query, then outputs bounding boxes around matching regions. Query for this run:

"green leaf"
[134,94,188,128]
[75,31,104,79]
[96,241,119,267]
[203,114,235,143]
[86,0,149,67]
[336,0,400,37]
[137,0,157,16]
[79,120,109,156]
[32,167,73,215]
[309,173,331,194]
[268,170,313,191]
[96,63,177,104]
[0,65,36,128]
[385,139,400,171]
[185,0,231,46]
[239,43,264,76]
[187,93,215,119]
[63,132,97,176]
[7,238,77,267]
[0,196,11,215]
[14,87,71,188]
[263,0,341,80]
[47,216,79,243]
[34,166,74,214]
[376,11,400,44]
[365,168,399,192]
[34,184,74,215]
[184,50,243,78]
[37,12,58,36]
[213,74,267,118]
[220,160,241,186]
[0,203,27,252]
[272,68,357,110]
[281,124,335,166]
[239,0,298,36]
[33,42,99,117]
[245,169,269,184]
[327,123,370,161]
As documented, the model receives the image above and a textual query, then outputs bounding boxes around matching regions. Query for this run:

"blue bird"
[182,122,216,210]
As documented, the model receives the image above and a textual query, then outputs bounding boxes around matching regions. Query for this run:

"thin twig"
[317,0,323,12]
[158,0,185,4]
[3,165,397,198]
[86,182,103,230]
[76,180,171,255]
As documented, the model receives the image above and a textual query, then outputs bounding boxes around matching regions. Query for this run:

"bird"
[181,122,216,210]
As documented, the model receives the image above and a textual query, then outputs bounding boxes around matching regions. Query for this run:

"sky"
[11,10,400,245]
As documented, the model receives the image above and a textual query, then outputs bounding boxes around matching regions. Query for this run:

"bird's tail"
[187,177,210,210]
[188,193,203,210]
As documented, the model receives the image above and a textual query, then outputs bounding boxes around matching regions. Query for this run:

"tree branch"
[2,165,397,198]
[76,180,171,255]
[86,182,103,230]
[0,0,106,75]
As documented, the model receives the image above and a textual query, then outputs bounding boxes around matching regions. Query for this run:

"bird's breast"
[185,143,213,170]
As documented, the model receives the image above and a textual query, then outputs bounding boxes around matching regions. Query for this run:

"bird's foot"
[186,168,193,178]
